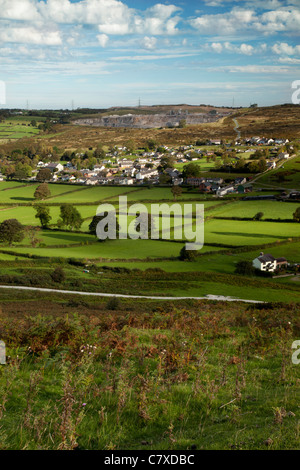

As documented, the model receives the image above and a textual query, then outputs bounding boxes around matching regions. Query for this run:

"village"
[2,135,295,199]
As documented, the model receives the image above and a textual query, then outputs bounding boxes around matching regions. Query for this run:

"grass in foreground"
[0,299,299,450]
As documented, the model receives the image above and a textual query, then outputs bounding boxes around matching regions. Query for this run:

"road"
[0,285,264,304]
[233,118,241,140]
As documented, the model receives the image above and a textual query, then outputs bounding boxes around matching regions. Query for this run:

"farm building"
[252,253,288,272]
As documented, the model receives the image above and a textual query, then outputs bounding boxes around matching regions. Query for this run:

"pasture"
[0,120,40,141]
[0,182,300,302]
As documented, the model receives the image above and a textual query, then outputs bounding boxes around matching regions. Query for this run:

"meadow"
[0,294,299,450]
[0,182,300,303]
[0,120,40,141]
[254,154,300,190]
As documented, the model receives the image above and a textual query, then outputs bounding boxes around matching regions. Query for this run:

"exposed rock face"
[73,112,229,129]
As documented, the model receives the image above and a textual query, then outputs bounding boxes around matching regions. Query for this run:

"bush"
[106,297,120,310]
[51,266,66,283]
[235,260,255,275]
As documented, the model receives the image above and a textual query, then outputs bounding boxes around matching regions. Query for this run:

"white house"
[216,186,235,197]
[252,253,288,272]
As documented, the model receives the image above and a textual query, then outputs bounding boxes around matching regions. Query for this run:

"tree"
[171,185,182,201]
[159,173,172,184]
[178,119,186,128]
[30,119,37,127]
[159,156,175,170]
[24,226,41,247]
[179,246,196,261]
[93,145,106,160]
[34,205,52,228]
[146,139,157,151]
[182,162,201,179]
[89,213,120,240]
[58,204,83,230]
[253,212,264,221]
[293,207,300,222]
[13,168,29,180]
[36,168,52,182]
[34,183,51,200]
[0,219,24,245]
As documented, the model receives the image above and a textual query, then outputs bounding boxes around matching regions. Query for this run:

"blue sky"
[0,0,300,109]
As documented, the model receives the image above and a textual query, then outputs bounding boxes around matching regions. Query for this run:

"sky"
[0,0,300,109]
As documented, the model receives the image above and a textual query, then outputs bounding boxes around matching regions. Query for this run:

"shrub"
[51,266,66,283]
[106,297,120,310]
[235,260,255,275]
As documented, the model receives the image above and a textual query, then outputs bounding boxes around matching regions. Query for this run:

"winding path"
[233,118,241,140]
[0,285,264,304]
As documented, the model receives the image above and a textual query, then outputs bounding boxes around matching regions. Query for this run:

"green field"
[254,155,300,189]
[0,120,40,140]
[0,181,300,302]
[209,200,299,219]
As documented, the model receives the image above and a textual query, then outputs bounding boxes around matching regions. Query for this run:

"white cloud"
[272,42,300,55]
[141,36,157,50]
[0,0,41,21]
[190,6,300,36]
[0,26,62,45]
[0,0,182,37]
[278,56,300,63]
[190,8,256,35]
[209,64,293,73]
[211,42,223,53]
[240,43,254,55]
[97,33,109,47]
[207,41,254,55]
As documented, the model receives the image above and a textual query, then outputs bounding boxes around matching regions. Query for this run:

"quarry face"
[73,111,229,129]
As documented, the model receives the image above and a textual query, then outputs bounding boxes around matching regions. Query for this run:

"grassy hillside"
[1,104,299,152]
[0,294,299,450]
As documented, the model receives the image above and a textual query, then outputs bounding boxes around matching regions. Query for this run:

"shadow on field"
[213,231,287,239]
[11,197,34,201]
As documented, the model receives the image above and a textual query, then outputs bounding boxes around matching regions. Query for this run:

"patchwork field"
[0,120,40,141]
[0,182,299,302]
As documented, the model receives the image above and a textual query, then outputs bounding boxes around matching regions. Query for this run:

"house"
[252,253,288,272]
[85,177,99,185]
[47,162,64,172]
[216,186,234,197]
[186,177,205,186]
[199,182,212,193]
[278,152,289,160]
[114,176,134,185]
[172,177,183,185]
[118,160,134,169]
